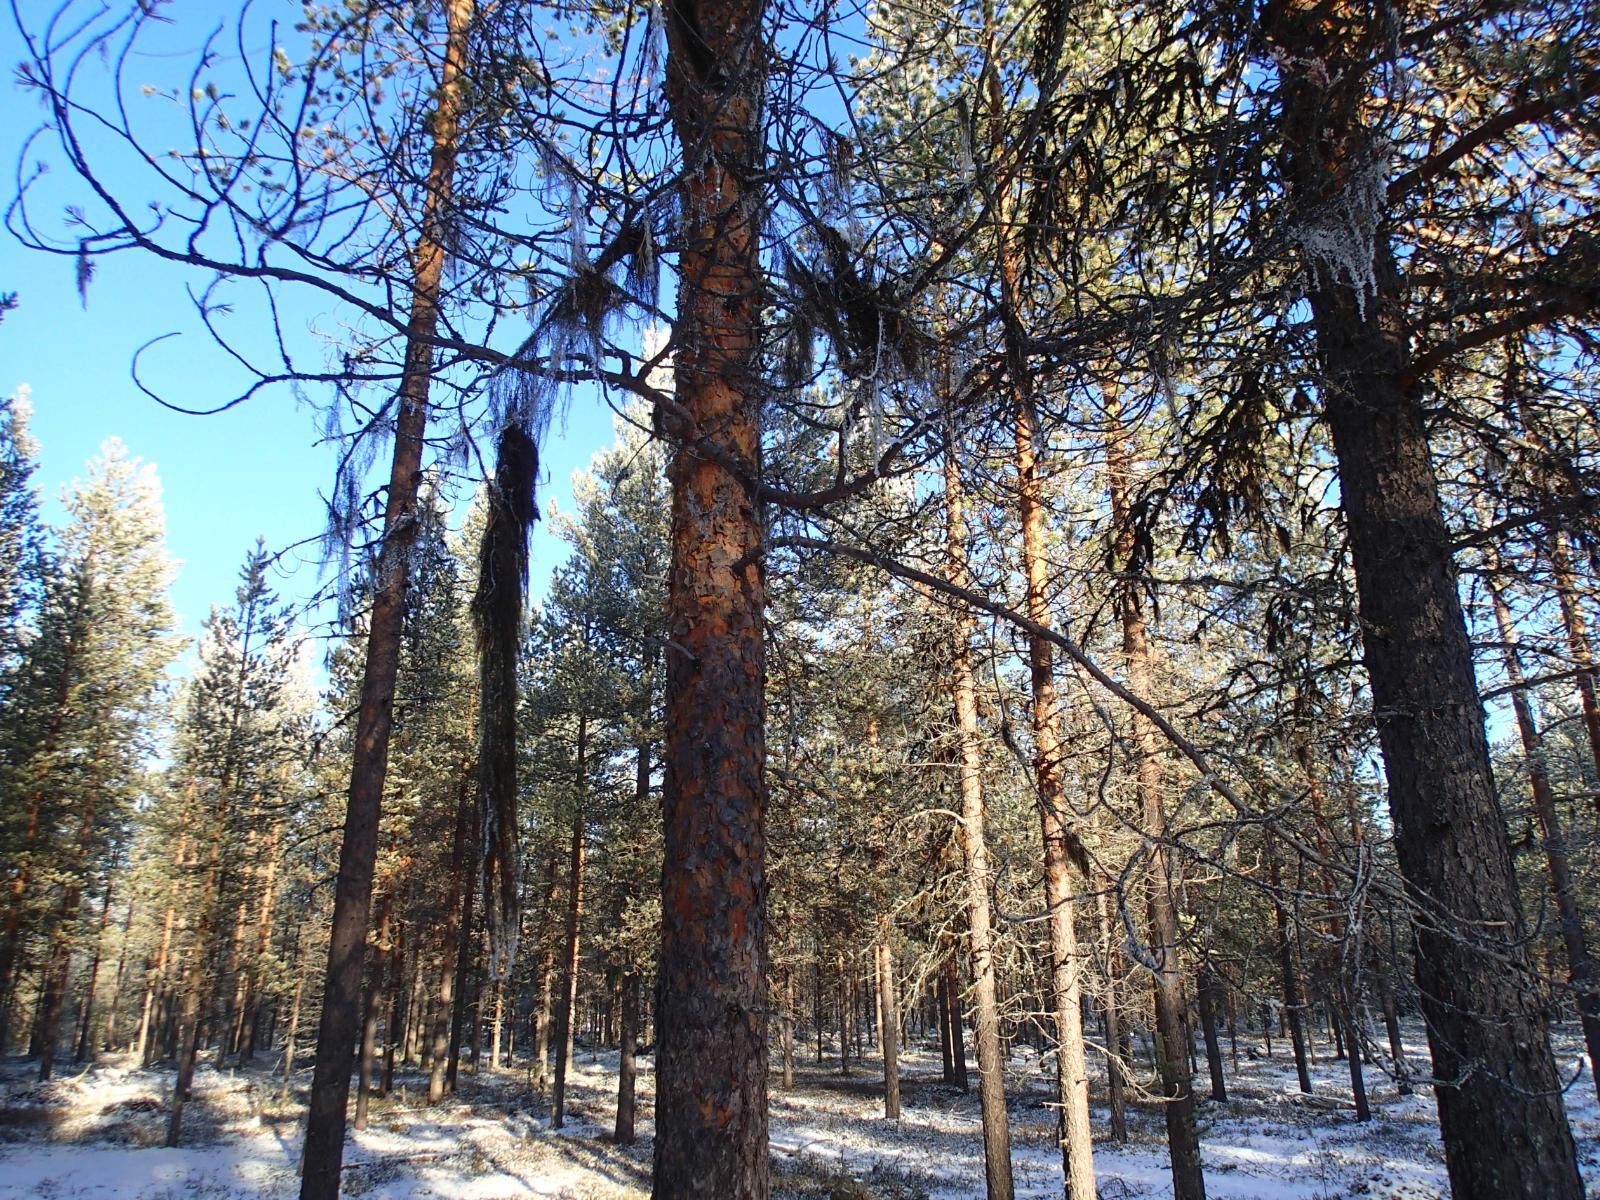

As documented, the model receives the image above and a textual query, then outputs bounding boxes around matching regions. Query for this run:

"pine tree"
[0,438,179,1071]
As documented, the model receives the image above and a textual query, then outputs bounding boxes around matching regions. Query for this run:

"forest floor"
[1,1024,1598,1199]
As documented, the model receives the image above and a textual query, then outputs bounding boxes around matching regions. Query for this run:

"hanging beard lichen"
[474,422,539,983]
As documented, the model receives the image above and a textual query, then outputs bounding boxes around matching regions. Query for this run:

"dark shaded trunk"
[1380,982,1410,1095]
[355,896,391,1131]
[614,973,638,1145]
[652,0,770,1187]
[73,876,116,1063]
[447,857,478,1090]
[382,918,407,1096]
[943,949,969,1092]
[780,967,795,1091]
[936,969,956,1084]
[1339,1001,1370,1120]
[552,715,587,1130]
[298,5,473,1194]
[1549,532,1600,794]
[1197,967,1226,1102]
[1095,888,1128,1143]
[475,424,537,988]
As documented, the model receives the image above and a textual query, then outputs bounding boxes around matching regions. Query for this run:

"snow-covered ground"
[2,1026,1597,1198]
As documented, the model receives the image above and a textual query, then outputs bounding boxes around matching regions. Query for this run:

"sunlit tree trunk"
[298,4,474,1194]
[945,429,1015,1200]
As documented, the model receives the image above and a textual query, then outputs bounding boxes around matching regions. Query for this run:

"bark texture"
[652,0,770,1188]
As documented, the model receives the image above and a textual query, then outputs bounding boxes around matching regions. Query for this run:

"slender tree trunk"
[103,889,135,1053]
[1267,851,1312,1093]
[943,948,969,1092]
[298,4,473,1195]
[1095,888,1128,1143]
[447,851,478,1089]
[1487,565,1600,1093]
[615,973,639,1145]
[780,968,795,1091]
[838,952,851,1077]
[1107,420,1205,1200]
[431,756,475,1104]
[1196,966,1226,1102]
[73,875,116,1064]
[280,940,307,1106]
[876,918,900,1121]
[553,715,588,1130]
[355,896,391,1131]
[945,430,1015,1200]
[653,0,770,1186]
[1549,532,1600,793]
[1009,397,1094,1197]
[382,917,407,1096]
[138,834,185,1064]
[1380,981,1410,1095]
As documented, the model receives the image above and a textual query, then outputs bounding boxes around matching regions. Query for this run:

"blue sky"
[0,6,616,656]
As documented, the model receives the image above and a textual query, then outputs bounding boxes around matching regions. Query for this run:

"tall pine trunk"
[652,0,770,1188]
[298,5,473,1195]
[945,430,1015,1200]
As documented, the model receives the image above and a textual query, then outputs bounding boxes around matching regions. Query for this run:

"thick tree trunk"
[298,5,472,1195]
[652,0,770,1189]
[1108,424,1204,1200]
[1487,566,1600,1093]
[1266,9,1582,1192]
[945,432,1014,1200]
[1197,967,1226,1102]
